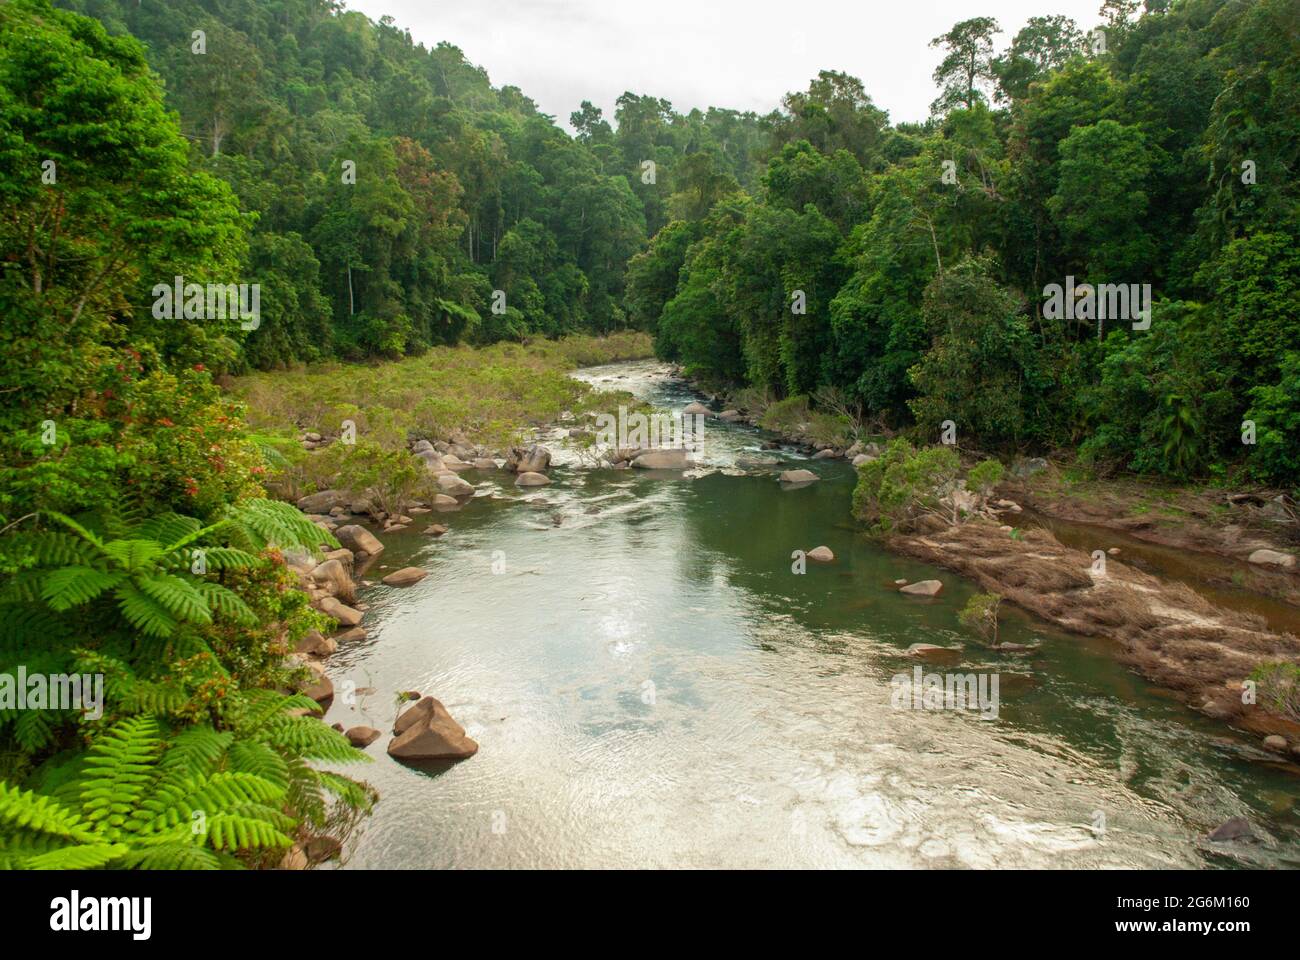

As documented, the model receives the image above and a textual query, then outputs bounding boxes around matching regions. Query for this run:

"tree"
[929,18,1001,114]
[992,16,1083,103]
[958,593,1003,646]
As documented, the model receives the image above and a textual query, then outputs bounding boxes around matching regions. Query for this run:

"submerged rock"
[899,580,944,597]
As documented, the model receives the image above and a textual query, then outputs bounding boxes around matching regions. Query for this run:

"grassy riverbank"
[234,332,653,449]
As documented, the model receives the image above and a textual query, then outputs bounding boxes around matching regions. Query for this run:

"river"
[324,360,1299,869]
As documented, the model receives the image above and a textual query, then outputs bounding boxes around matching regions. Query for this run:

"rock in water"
[779,469,818,484]
[382,567,427,587]
[516,471,551,486]
[507,444,552,474]
[388,697,478,761]
[437,473,475,496]
[1207,817,1254,842]
[683,402,711,416]
[317,596,364,626]
[1248,549,1296,569]
[807,546,834,562]
[345,726,381,748]
[899,580,943,597]
[632,448,689,470]
[334,524,384,557]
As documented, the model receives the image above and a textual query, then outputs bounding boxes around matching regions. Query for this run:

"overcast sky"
[343,0,1108,129]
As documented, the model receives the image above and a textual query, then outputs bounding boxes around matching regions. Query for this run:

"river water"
[326,360,1299,869]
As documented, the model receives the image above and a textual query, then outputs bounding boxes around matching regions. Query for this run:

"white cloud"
[344,0,1106,129]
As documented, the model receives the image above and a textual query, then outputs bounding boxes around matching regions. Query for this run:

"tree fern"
[0,717,293,869]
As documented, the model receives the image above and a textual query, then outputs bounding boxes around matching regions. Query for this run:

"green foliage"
[851,439,960,535]
[0,715,294,869]
[966,459,1005,497]
[958,593,1003,645]
[1250,662,1300,723]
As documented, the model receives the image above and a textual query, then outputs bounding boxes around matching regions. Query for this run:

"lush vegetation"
[0,0,374,867]
[628,0,1299,487]
[1,0,1296,868]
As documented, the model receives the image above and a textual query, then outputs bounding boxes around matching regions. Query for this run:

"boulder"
[382,567,428,587]
[1012,457,1049,478]
[682,402,711,416]
[321,547,354,565]
[851,454,875,467]
[1207,817,1253,842]
[437,473,475,497]
[812,449,838,460]
[295,630,337,658]
[345,726,381,748]
[473,458,498,471]
[632,448,689,470]
[807,546,835,562]
[414,449,446,474]
[296,659,333,704]
[717,410,742,422]
[296,489,351,515]
[334,626,367,643]
[507,445,552,474]
[425,523,449,537]
[441,454,474,472]
[388,696,479,761]
[899,580,944,597]
[411,439,435,455]
[310,558,354,603]
[335,525,384,557]
[516,471,552,486]
[1263,735,1288,752]
[317,596,364,627]
[779,469,818,484]
[1248,549,1296,569]
[432,494,461,511]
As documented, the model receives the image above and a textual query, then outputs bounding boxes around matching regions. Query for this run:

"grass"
[232,332,652,453]
[231,332,654,502]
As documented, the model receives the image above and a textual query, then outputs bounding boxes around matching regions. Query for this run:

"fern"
[0,718,293,869]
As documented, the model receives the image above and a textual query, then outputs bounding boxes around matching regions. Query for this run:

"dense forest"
[0,0,1296,869]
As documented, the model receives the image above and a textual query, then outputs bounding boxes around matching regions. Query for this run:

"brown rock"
[899,580,944,597]
[294,630,338,658]
[424,524,449,536]
[382,566,428,587]
[335,524,384,557]
[388,696,478,761]
[317,596,364,627]
[807,546,834,562]
[345,726,381,748]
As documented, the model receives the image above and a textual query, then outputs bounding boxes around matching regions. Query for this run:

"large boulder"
[632,448,689,470]
[516,471,551,487]
[388,697,479,761]
[1248,549,1296,569]
[807,546,835,563]
[411,439,435,455]
[296,659,333,704]
[432,494,461,511]
[335,525,384,557]
[414,449,446,474]
[309,558,354,603]
[506,445,552,474]
[317,596,364,627]
[682,402,711,416]
[294,630,337,658]
[441,454,475,473]
[437,473,475,497]
[852,454,875,468]
[382,567,428,587]
[899,580,944,597]
[779,469,818,484]
[296,489,351,514]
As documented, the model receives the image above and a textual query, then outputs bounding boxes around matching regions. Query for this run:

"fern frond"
[77,715,162,834]
[194,582,256,627]
[135,573,211,625]
[113,582,179,638]
[0,781,97,843]
[23,842,129,870]
[160,726,234,778]
[40,567,125,611]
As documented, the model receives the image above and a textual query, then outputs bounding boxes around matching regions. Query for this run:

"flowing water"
[326,360,1299,869]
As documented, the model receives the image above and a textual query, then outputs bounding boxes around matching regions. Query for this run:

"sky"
[343,0,1109,129]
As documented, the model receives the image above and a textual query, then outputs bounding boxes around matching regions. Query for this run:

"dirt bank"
[891,519,1300,744]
